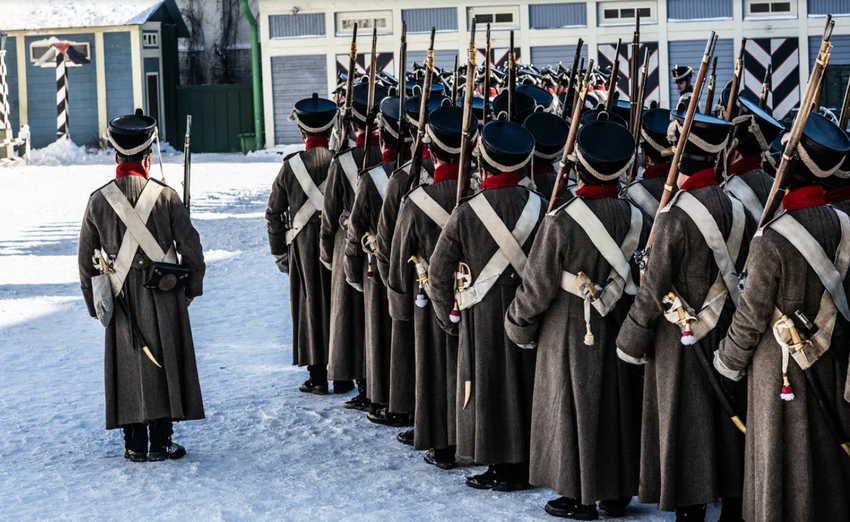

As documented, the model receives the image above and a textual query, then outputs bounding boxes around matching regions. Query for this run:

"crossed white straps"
[285,153,327,245]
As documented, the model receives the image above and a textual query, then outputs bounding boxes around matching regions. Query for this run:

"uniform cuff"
[82,287,97,318]
[714,350,744,381]
[387,285,413,322]
[504,317,538,349]
[347,278,364,293]
[187,266,205,298]
[616,312,654,360]
[617,347,646,365]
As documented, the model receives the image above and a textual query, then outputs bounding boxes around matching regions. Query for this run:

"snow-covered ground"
[0,152,720,521]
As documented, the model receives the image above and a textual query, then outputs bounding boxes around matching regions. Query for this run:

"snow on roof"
[2,0,166,32]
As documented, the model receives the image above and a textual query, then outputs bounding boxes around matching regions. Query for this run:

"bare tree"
[214,0,241,84]
[181,0,206,85]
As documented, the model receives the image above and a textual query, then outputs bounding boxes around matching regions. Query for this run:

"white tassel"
[583,297,594,346]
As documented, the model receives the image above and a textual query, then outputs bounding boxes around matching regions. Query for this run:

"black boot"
[397,429,414,446]
[718,497,743,522]
[544,497,599,520]
[466,463,529,492]
[344,381,370,411]
[367,407,412,427]
[598,496,631,518]
[424,446,456,470]
[300,365,329,395]
[123,423,147,463]
[676,504,707,522]
[148,419,186,462]
[333,380,355,394]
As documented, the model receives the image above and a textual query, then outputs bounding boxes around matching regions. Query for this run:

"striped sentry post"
[0,48,11,157]
[56,51,69,140]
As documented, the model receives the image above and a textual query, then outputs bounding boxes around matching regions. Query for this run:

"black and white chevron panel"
[335,52,395,79]
[477,48,522,70]
[743,37,799,121]
[56,52,68,140]
[597,42,660,107]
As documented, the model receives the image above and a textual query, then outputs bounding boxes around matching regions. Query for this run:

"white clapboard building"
[257,0,850,147]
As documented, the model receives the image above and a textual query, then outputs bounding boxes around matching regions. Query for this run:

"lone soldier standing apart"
[78,113,206,463]
[506,117,649,519]
[321,83,384,410]
[428,120,546,491]
[267,94,337,395]
[617,111,752,522]
[715,115,850,522]
[671,64,694,110]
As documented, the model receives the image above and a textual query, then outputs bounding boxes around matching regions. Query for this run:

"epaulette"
[282,150,301,163]
[332,147,355,161]
[90,179,116,198]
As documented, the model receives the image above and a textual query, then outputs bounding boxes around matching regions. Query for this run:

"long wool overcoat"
[428,185,546,465]
[388,176,459,451]
[616,183,754,510]
[320,145,381,382]
[716,203,850,522]
[505,195,649,505]
[345,161,396,406]
[266,147,333,367]
[724,163,774,222]
[375,158,434,415]
[834,199,850,402]
[78,175,205,430]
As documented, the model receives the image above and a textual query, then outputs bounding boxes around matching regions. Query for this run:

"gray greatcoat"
[376,159,434,415]
[320,145,381,382]
[716,203,850,522]
[429,185,546,465]
[266,148,333,367]
[617,183,754,511]
[836,199,850,403]
[78,175,205,430]
[530,164,558,202]
[725,164,774,223]
[389,176,459,451]
[505,196,649,505]
[345,161,396,405]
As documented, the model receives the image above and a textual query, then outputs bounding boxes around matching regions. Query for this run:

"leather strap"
[367,165,390,200]
[338,150,359,193]
[286,153,327,245]
[408,187,450,229]
[628,182,660,217]
[726,176,764,223]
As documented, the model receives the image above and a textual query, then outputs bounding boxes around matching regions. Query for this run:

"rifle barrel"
[456,21,478,204]
[360,28,379,172]
[704,56,717,115]
[508,31,516,122]
[561,39,583,120]
[724,37,747,122]
[183,115,192,213]
[408,27,438,191]
[605,38,622,112]
[483,23,492,123]
[394,22,408,170]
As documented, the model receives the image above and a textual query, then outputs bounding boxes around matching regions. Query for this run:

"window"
[598,2,657,25]
[467,6,521,30]
[143,32,159,48]
[336,10,393,36]
[745,0,797,18]
[30,41,90,63]
[270,13,326,39]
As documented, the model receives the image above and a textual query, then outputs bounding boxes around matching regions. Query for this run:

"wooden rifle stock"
[724,38,747,122]
[456,21,478,204]
[759,17,835,229]
[394,22,408,171]
[407,27,437,191]
[508,31,516,122]
[704,56,717,115]
[604,38,622,112]
[360,28,379,172]
[483,24,492,123]
[624,49,649,194]
[760,64,772,111]
[340,24,358,149]
[560,39,583,120]
[547,61,594,212]
[629,11,640,137]
[647,32,716,246]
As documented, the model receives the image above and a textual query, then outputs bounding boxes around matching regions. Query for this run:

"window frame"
[744,0,798,20]
[598,1,657,26]
[467,5,521,31]
[335,10,394,36]
[142,32,159,48]
[29,41,91,64]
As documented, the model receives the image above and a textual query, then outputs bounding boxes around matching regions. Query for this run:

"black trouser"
[123,419,173,453]
[307,364,328,385]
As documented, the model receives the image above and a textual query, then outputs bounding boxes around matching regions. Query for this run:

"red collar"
[783,185,826,212]
[305,136,329,151]
[576,184,619,200]
[533,160,555,175]
[355,131,380,148]
[116,163,149,180]
[728,155,763,177]
[642,162,671,180]
[681,167,718,192]
[434,163,460,183]
[826,186,850,205]
[479,172,519,190]
[382,148,412,164]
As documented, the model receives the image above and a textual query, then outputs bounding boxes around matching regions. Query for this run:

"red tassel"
[450,299,461,324]
[780,373,795,401]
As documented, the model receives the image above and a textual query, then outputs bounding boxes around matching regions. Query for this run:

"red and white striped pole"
[56,51,69,140]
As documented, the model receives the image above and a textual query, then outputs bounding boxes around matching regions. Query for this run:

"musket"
[547,61,594,212]
[560,39,583,120]
[623,49,649,196]
[759,17,835,229]
[339,24,358,150]
[406,27,437,191]
[394,22,409,171]
[629,11,641,137]
[182,115,192,213]
[605,38,622,112]
[483,23,492,123]
[507,31,517,122]
[452,55,459,107]
[760,64,772,110]
[704,56,717,116]
[839,70,850,130]
[360,28,379,172]
[724,37,747,122]
[649,32,717,243]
